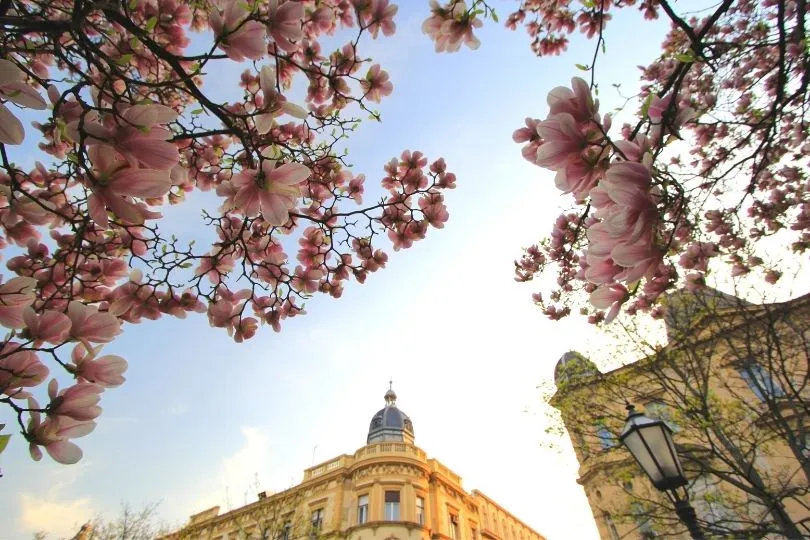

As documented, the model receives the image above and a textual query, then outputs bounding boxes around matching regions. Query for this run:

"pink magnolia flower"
[590,283,628,323]
[67,301,121,343]
[47,379,103,421]
[0,59,47,145]
[599,162,656,243]
[254,65,308,134]
[0,276,37,329]
[23,307,71,344]
[71,344,127,388]
[267,0,304,52]
[230,159,311,226]
[535,113,587,170]
[210,0,267,61]
[612,241,663,283]
[0,344,48,393]
[360,64,392,103]
[87,144,171,227]
[547,77,599,123]
[365,0,398,38]
[292,266,324,293]
[27,401,95,464]
[66,105,179,170]
[647,93,695,130]
[423,1,482,53]
[348,175,365,204]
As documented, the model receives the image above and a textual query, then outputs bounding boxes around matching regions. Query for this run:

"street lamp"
[620,404,704,540]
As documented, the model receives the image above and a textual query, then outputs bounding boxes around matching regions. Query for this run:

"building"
[551,288,810,539]
[161,387,546,540]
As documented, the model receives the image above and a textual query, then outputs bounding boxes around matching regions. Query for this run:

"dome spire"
[384,379,397,407]
[367,381,414,445]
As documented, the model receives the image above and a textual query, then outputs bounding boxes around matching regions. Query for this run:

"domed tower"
[367,383,415,445]
[554,351,601,386]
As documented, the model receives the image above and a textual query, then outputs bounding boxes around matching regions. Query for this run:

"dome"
[554,351,600,385]
[367,384,414,445]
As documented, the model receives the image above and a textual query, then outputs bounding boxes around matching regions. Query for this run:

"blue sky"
[0,2,677,539]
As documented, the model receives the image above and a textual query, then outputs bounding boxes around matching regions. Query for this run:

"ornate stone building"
[161,388,545,540]
[551,289,810,539]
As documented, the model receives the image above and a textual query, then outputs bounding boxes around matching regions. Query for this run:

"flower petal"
[46,440,82,464]
[268,163,311,186]
[110,169,171,198]
[0,103,24,145]
[1,81,47,109]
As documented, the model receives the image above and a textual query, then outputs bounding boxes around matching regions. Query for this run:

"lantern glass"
[620,409,687,491]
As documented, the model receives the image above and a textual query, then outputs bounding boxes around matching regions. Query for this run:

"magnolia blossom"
[0,276,37,328]
[360,65,393,103]
[209,0,267,61]
[590,283,628,323]
[23,307,71,344]
[422,0,482,52]
[267,0,304,52]
[364,0,398,38]
[47,379,103,421]
[66,301,121,343]
[86,144,171,227]
[71,344,127,388]
[254,65,308,134]
[226,159,312,225]
[0,59,47,145]
[27,401,95,464]
[0,344,48,394]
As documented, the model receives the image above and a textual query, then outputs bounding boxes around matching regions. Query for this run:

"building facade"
[551,288,810,539]
[161,388,545,540]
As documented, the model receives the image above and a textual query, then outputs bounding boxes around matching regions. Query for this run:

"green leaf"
[116,54,134,65]
[146,16,158,31]
[674,52,694,63]
[490,9,499,23]
[191,108,204,115]
[640,93,655,117]
[575,63,589,71]
[0,434,10,455]
[128,0,137,9]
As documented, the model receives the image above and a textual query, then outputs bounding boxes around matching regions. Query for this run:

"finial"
[384,380,397,406]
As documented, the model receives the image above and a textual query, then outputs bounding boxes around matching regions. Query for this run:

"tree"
[87,502,172,540]
[0,0,455,465]
[170,487,310,540]
[549,286,810,538]
[418,1,810,321]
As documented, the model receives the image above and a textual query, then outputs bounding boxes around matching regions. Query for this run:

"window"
[645,401,680,432]
[802,433,810,459]
[602,512,619,540]
[310,509,324,537]
[357,495,369,525]
[739,362,785,401]
[448,513,459,540]
[595,421,617,449]
[277,522,291,540]
[631,503,656,538]
[692,475,732,526]
[573,430,590,459]
[384,491,400,521]
[416,496,425,525]
[470,526,477,540]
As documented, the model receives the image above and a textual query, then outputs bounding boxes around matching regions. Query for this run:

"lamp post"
[619,404,704,540]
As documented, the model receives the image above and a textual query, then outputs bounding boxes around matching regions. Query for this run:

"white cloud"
[19,492,95,538]
[188,426,272,514]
